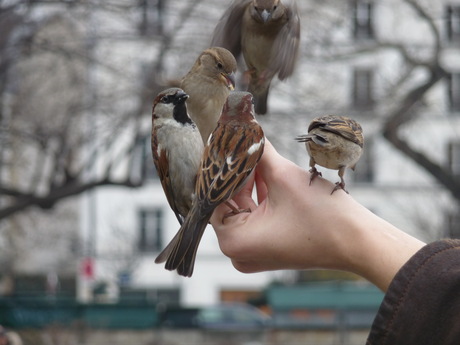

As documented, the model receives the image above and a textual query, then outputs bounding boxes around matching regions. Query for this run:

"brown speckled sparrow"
[155,91,265,277]
[211,0,300,115]
[296,115,364,194]
[181,47,237,144]
[151,88,204,225]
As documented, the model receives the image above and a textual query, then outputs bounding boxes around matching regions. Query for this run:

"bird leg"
[309,160,322,186]
[243,68,256,85]
[258,69,274,85]
[244,68,272,87]
[331,166,348,195]
[241,68,257,89]
[222,201,251,221]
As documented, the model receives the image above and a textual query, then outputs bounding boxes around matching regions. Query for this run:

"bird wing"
[159,122,264,277]
[197,122,264,215]
[152,135,185,225]
[210,0,250,59]
[310,116,363,148]
[269,0,301,80]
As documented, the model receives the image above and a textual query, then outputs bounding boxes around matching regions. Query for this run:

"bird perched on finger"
[155,91,265,277]
[211,0,300,115]
[151,88,204,225]
[181,47,237,144]
[296,115,364,194]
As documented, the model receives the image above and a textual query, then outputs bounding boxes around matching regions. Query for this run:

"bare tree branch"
[0,0,207,220]
[0,177,143,220]
[382,62,460,199]
[403,0,441,58]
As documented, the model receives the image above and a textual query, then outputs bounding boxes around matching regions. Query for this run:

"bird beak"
[174,91,189,105]
[261,9,271,23]
[221,72,236,90]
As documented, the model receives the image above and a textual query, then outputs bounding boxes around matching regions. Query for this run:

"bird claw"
[222,207,252,222]
[244,69,270,87]
[331,182,348,195]
[309,167,322,186]
[243,69,254,83]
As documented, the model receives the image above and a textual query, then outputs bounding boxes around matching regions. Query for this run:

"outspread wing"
[269,1,301,80]
[210,0,250,59]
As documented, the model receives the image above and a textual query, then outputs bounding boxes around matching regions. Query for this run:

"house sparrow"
[151,88,204,225]
[155,91,265,277]
[211,0,300,115]
[181,47,237,144]
[296,115,364,194]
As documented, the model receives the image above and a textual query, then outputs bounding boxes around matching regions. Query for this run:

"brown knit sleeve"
[367,239,460,345]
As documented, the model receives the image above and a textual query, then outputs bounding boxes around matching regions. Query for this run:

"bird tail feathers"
[157,211,211,277]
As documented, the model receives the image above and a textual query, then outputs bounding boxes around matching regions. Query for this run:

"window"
[447,141,460,177]
[352,1,374,40]
[352,139,374,183]
[138,208,164,252]
[447,73,460,112]
[352,68,374,109]
[139,0,165,36]
[446,5,460,43]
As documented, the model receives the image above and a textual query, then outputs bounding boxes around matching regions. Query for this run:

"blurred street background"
[0,0,459,344]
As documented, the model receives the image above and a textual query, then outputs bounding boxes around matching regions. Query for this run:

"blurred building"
[0,10,84,298]
[1,0,459,305]
[79,0,460,306]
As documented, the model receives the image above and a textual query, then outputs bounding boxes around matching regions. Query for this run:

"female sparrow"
[151,88,204,224]
[296,115,364,194]
[211,0,300,115]
[181,47,237,144]
[155,91,265,277]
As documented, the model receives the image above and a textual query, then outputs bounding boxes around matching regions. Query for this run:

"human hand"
[211,140,425,291]
[211,139,356,272]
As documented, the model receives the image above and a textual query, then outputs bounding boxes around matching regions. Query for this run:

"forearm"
[273,177,426,291]
[212,141,426,292]
[326,193,426,291]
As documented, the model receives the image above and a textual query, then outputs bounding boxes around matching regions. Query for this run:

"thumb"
[254,139,298,197]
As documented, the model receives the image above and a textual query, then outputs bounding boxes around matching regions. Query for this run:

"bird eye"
[273,5,277,10]
[161,96,169,103]
[217,62,223,69]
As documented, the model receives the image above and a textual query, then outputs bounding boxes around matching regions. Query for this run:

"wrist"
[330,195,425,291]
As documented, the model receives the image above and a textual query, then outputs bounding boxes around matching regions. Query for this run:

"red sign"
[81,257,94,279]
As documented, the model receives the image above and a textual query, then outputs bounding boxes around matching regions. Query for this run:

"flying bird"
[211,0,300,115]
[296,115,364,194]
[151,88,204,225]
[155,91,265,277]
[181,47,237,144]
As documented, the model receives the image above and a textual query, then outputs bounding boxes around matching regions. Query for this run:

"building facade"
[2,0,458,305]
[79,0,460,306]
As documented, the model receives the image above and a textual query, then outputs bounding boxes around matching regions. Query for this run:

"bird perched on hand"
[296,115,364,194]
[151,88,204,225]
[181,47,237,144]
[155,91,265,277]
[211,0,300,115]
